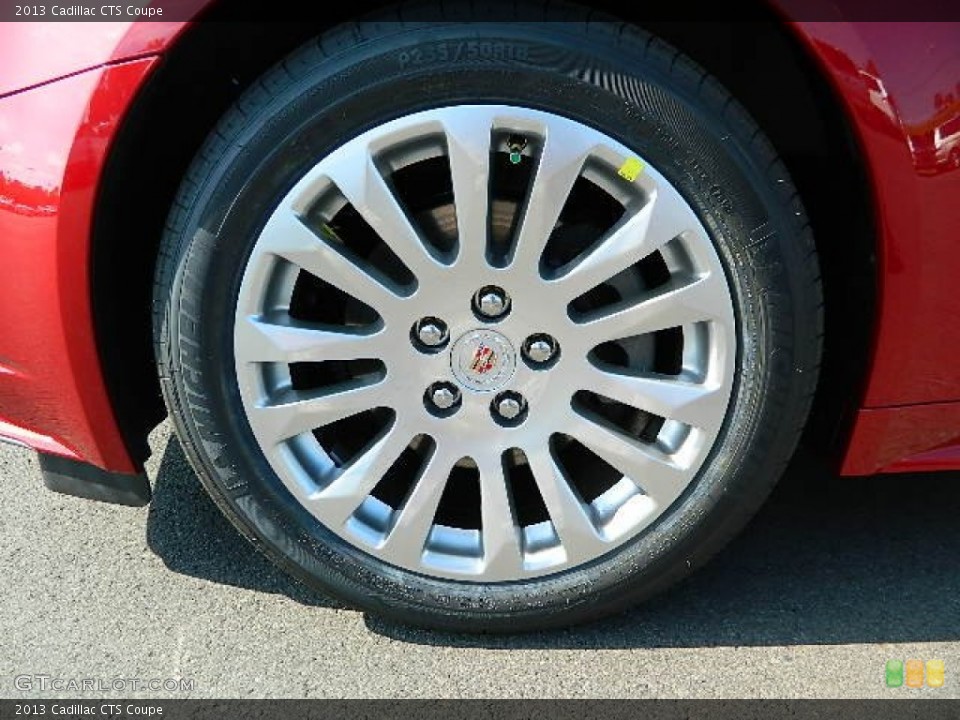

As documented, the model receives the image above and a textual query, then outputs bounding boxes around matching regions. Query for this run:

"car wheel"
[154,11,822,631]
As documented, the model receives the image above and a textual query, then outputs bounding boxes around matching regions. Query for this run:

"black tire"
[154,8,822,632]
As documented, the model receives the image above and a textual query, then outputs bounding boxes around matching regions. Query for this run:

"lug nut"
[523,335,559,365]
[492,391,527,423]
[418,323,445,346]
[431,387,458,409]
[427,382,460,412]
[478,292,506,317]
[497,397,523,419]
[412,317,448,350]
[474,286,510,319]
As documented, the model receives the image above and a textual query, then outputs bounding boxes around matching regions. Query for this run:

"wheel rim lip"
[233,104,737,583]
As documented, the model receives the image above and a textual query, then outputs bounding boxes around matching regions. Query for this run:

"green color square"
[886,659,904,687]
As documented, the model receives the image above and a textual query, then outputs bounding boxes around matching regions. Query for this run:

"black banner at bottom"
[1,700,959,720]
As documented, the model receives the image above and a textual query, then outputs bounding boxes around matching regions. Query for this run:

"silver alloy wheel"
[234,105,736,582]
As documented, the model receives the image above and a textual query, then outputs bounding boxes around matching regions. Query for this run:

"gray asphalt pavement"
[2,421,959,698]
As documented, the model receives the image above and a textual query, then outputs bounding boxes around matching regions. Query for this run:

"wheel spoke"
[585,366,726,430]
[443,109,493,269]
[509,124,597,272]
[566,410,686,506]
[324,152,446,282]
[379,447,455,565]
[262,211,398,312]
[575,274,724,346]
[555,188,692,300]
[524,445,604,558]
[248,380,387,446]
[235,315,385,364]
[475,453,523,577]
[311,424,414,526]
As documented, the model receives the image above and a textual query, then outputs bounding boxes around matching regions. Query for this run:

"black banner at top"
[2,0,960,22]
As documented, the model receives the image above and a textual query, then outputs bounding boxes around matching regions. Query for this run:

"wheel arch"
[91,3,876,468]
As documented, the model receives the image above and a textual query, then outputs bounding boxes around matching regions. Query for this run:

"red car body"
[1,9,959,495]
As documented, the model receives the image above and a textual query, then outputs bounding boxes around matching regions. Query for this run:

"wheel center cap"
[450,329,516,393]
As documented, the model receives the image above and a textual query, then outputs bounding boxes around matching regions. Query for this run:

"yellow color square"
[617,157,644,182]
[927,659,945,688]
[905,659,924,688]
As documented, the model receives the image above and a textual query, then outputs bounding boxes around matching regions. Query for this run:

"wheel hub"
[449,328,517,393]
